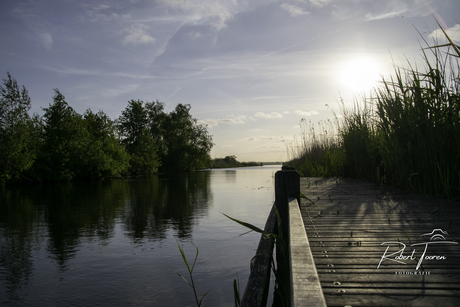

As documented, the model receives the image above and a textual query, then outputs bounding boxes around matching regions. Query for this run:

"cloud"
[429,24,460,44]
[365,9,407,21]
[198,115,246,127]
[244,135,288,141]
[254,112,283,119]
[294,110,319,117]
[38,31,53,50]
[40,65,158,80]
[251,96,290,100]
[188,31,203,40]
[159,0,235,30]
[92,4,110,11]
[361,0,435,21]
[122,23,156,45]
[308,0,333,7]
[83,4,132,23]
[11,4,54,49]
[280,4,310,17]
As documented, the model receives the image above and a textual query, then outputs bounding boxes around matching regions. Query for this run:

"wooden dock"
[300,177,460,307]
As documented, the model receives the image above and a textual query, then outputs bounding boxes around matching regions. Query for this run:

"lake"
[0,165,281,306]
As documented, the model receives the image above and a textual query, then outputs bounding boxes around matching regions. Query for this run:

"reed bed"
[287,24,460,201]
[285,118,345,178]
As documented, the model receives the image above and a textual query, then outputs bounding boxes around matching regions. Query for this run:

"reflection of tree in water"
[120,171,212,242]
[41,181,127,270]
[0,230,34,303]
[0,172,213,301]
[0,186,36,303]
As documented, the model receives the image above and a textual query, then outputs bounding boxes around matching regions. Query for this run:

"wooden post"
[275,170,300,231]
[240,169,300,307]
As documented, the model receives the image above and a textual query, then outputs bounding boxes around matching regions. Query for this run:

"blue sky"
[1,0,459,162]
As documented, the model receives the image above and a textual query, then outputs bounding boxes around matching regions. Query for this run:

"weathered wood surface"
[240,204,277,307]
[300,177,460,307]
[241,170,302,307]
[289,197,327,307]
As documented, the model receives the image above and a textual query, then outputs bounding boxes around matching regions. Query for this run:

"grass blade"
[198,289,212,307]
[177,241,192,273]
[300,191,315,204]
[169,265,193,288]
[233,277,241,307]
[190,244,199,274]
[221,212,266,234]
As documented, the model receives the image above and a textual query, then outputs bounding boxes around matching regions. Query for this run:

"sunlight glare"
[340,56,381,93]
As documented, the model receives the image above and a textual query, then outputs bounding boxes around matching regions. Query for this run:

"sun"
[339,56,381,93]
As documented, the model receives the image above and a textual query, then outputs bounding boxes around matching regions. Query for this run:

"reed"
[170,241,211,307]
[372,31,460,199]
[285,118,345,177]
[286,22,460,200]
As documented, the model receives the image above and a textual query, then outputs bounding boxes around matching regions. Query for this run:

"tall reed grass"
[285,117,346,178]
[286,23,460,201]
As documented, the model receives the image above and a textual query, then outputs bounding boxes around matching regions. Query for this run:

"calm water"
[0,165,281,306]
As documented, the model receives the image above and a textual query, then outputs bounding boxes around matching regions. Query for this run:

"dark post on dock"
[240,168,326,307]
[273,168,300,306]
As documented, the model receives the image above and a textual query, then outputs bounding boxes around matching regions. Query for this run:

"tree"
[224,155,237,163]
[40,89,85,181]
[80,109,130,178]
[0,72,35,183]
[117,100,161,174]
[145,100,167,157]
[161,104,213,171]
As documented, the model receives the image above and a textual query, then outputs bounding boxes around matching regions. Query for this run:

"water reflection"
[223,169,237,182]
[0,186,36,302]
[120,172,212,241]
[0,172,213,303]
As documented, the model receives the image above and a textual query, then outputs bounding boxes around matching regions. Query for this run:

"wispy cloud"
[198,115,246,127]
[122,23,156,45]
[38,32,53,50]
[361,0,435,21]
[254,112,283,119]
[82,4,132,23]
[40,65,158,80]
[365,9,407,21]
[244,135,288,141]
[308,0,333,8]
[159,0,235,30]
[11,4,54,49]
[188,31,203,40]
[280,4,310,17]
[294,110,319,117]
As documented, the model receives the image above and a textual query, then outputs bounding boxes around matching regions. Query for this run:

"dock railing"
[240,169,326,307]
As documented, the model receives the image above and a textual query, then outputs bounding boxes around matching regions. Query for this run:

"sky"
[1,0,459,162]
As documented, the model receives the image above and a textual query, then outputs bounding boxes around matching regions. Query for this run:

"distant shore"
[210,155,282,169]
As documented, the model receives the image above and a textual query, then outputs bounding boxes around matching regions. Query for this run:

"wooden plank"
[324,294,459,307]
[289,197,326,307]
[319,273,460,283]
[299,177,460,306]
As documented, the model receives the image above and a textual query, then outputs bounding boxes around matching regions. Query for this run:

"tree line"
[0,72,213,184]
[211,155,261,168]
